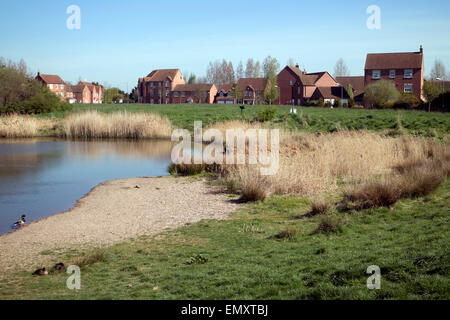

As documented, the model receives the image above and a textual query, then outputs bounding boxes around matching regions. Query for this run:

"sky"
[1,0,449,92]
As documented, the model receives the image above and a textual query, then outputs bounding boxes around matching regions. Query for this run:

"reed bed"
[174,120,450,201]
[63,111,172,139]
[0,114,54,138]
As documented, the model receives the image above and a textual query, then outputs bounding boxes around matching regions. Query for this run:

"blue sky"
[1,0,449,91]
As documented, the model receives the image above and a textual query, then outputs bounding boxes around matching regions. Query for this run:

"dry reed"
[63,111,172,139]
[0,114,54,138]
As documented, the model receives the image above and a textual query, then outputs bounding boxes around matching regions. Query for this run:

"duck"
[53,262,65,270]
[13,215,26,228]
[32,268,48,276]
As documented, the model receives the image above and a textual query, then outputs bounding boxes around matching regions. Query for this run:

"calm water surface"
[0,139,173,235]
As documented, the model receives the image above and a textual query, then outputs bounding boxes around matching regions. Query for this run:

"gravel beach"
[0,176,239,275]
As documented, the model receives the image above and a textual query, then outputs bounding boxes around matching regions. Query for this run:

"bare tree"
[262,56,280,78]
[236,61,244,80]
[430,59,447,80]
[254,61,261,78]
[245,58,255,78]
[334,58,350,77]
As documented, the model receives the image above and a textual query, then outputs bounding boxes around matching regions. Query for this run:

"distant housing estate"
[35,72,103,104]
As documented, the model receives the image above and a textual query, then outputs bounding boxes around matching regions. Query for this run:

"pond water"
[0,139,173,235]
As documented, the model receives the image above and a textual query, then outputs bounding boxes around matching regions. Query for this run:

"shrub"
[393,93,420,109]
[325,101,332,108]
[275,226,298,241]
[257,106,277,122]
[168,163,206,176]
[333,98,342,108]
[310,197,333,216]
[364,80,401,108]
[315,216,343,235]
[342,180,401,210]
[318,98,324,107]
[72,250,106,268]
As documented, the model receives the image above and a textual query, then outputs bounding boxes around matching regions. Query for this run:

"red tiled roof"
[218,84,233,92]
[37,73,65,85]
[314,86,350,100]
[283,66,329,85]
[237,78,266,91]
[144,69,180,82]
[172,83,214,92]
[365,51,423,70]
[336,76,365,95]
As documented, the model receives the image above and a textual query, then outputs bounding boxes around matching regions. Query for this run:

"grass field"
[1,179,448,300]
[38,103,450,137]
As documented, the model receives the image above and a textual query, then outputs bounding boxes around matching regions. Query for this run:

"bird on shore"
[32,268,48,276]
[53,262,65,271]
[13,215,26,228]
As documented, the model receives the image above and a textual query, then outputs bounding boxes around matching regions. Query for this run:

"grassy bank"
[0,179,448,300]
[35,103,450,138]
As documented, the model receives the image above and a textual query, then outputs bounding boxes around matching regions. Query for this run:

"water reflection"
[0,139,173,235]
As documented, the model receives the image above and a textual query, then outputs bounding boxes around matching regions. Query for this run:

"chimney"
[295,64,299,69]
[420,45,423,54]
[303,69,307,74]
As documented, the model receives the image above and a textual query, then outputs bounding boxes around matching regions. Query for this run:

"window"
[150,82,154,87]
[55,84,59,89]
[174,92,179,98]
[49,84,53,89]
[165,81,169,88]
[61,92,65,97]
[182,92,186,97]
[158,82,161,87]
[150,90,154,97]
[404,69,413,79]
[404,84,413,93]
[372,70,381,79]
[166,90,169,97]
[389,70,396,79]
[61,85,64,90]
[290,80,293,86]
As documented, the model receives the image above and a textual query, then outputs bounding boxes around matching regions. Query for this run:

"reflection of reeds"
[64,139,174,160]
[63,111,172,140]
[0,115,54,138]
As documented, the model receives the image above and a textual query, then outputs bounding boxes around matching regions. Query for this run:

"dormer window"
[389,70,396,79]
[404,69,413,79]
[372,70,381,79]
[165,81,169,88]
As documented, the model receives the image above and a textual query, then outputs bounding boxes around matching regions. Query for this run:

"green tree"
[364,80,400,108]
[422,81,441,112]
[263,75,279,105]
[231,83,243,104]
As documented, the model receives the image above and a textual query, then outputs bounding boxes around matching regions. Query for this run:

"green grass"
[38,103,450,137]
[1,181,449,300]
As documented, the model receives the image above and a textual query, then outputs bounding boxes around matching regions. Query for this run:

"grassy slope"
[39,104,450,137]
[1,180,448,300]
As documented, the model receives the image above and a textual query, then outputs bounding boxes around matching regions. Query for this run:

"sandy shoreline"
[0,176,239,275]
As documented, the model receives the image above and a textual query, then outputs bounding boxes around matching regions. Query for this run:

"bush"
[257,106,277,122]
[1,86,72,114]
[274,226,298,241]
[315,216,343,235]
[325,101,332,108]
[333,98,342,108]
[393,93,420,109]
[310,197,332,216]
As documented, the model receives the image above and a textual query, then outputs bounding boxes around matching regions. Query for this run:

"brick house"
[171,84,217,104]
[364,46,424,103]
[277,65,341,105]
[335,76,365,105]
[215,84,234,104]
[35,72,67,100]
[66,81,103,104]
[214,78,265,104]
[137,69,186,104]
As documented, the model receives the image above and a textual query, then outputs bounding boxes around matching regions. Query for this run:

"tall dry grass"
[198,121,450,200]
[63,111,172,139]
[0,114,54,138]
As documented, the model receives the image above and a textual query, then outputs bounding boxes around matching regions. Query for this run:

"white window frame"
[165,81,169,88]
[389,70,396,79]
[49,84,53,89]
[404,69,413,79]
[174,92,179,98]
[61,84,64,90]
[372,70,381,79]
[404,84,413,93]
